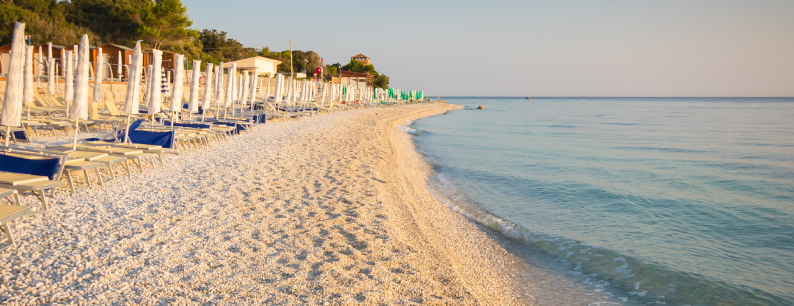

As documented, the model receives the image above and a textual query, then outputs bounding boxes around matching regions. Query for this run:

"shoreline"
[2,103,594,304]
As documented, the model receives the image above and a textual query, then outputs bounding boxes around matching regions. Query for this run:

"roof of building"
[228,56,283,65]
[100,43,134,51]
[340,70,372,77]
[351,53,369,59]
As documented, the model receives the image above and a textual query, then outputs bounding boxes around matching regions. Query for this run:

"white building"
[227,56,282,77]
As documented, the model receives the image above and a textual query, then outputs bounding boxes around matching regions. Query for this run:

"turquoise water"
[410,97,794,305]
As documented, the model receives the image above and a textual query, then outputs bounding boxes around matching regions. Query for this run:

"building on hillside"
[351,53,370,66]
[227,56,282,77]
[334,70,373,87]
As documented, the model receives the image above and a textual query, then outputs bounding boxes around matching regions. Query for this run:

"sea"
[406,97,794,305]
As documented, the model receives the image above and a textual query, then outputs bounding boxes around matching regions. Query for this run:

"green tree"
[138,0,198,52]
[340,58,366,73]
[67,0,148,46]
[1,0,89,46]
[374,74,389,89]
[199,28,257,63]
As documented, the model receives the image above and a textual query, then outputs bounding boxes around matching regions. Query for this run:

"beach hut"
[99,43,134,80]
[143,49,177,72]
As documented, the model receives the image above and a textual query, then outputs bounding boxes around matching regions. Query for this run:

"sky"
[187,0,794,97]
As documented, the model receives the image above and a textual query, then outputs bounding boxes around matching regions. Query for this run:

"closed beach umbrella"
[1,22,25,146]
[265,75,272,101]
[36,46,42,76]
[122,41,143,142]
[215,62,224,103]
[148,49,163,115]
[214,64,224,117]
[23,46,34,120]
[64,51,74,117]
[249,72,257,111]
[170,54,184,113]
[143,65,152,105]
[273,74,282,105]
[162,69,170,98]
[70,34,90,150]
[224,64,236,109]
[241,71,249,107]
[46,42,55,96]
[117,50,122,81]
[188,59,201,114]
[201,63,213,119]
[47,57,55,96]
[93,47,103,102]
[123,41,143,115]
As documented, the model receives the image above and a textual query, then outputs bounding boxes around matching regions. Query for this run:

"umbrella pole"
[171,111,175,127]
[124,113,131,143]
[72,117,79,151]
[4,127,10,147]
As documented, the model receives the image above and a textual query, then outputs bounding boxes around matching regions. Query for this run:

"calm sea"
[409,97,794,305]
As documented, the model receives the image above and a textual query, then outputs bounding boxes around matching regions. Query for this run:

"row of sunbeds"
[0,102,259,251]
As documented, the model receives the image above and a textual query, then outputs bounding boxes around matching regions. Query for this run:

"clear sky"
[187,0,794,97]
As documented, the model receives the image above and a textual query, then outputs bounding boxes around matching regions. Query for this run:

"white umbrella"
[23,46,34,120]
[1,22,25,146]
[64,51,74,118]
[214,62,224,118]
[117,50,122,81]
[123,41,143,143]
[223,64,236,117]
[47,57,55,97]
[249,72,257,111]
[143,65,152,105]
[320,82,327,105]
[188,59,201,115]
[36,46,42,75]
[241,71,249,109]
[93,47,103,102]
[214,62,223,103]
[201,63,213,120]
[265,76,272,102]
[284,77,291,105]
[70,34,90,150]
[170,54,184,124]
[148,50,163,117]
[46,42,54,94]
[123,41,143,114]
[273,74,282,107]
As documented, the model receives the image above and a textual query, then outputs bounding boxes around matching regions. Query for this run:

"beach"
[0,103,600,305]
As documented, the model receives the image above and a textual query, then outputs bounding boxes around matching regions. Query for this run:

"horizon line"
[433,96,794,99]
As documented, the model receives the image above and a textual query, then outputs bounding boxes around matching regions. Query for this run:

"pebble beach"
[0,103,601,305]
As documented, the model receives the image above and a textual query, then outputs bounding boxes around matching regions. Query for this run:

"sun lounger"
[0,148,67,211]
[0,188,31,251]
